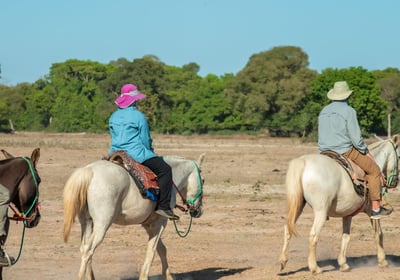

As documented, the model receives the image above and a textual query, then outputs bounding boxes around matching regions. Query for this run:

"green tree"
[0,84,27,132]
[306,67,387,138]
[372,68,400,135]
[46,59,112,132]
[223,46,317,134]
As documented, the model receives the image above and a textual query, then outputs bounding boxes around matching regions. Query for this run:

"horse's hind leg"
[338,216,352,271]
[78,216,109,280]
[279,200,306,271]
[308,211,327,274]
[279,224,292,271]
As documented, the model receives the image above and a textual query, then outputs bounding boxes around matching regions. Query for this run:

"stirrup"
[0,248,13,267]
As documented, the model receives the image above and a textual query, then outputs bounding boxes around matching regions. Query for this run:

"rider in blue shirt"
[109,84,179,220]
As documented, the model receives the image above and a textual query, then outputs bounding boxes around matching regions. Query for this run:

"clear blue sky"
[1,0,399,85]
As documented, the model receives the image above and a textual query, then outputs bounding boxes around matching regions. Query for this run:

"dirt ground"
[1,132,400,280]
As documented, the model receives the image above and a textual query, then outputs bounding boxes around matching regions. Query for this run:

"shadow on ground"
[122,266,252,280]
[278,254,400,276]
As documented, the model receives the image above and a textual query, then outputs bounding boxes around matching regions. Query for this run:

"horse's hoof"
[311,267,322,274]
[279,260,287,271]
[340,264,351,272]
[379,260,388,268]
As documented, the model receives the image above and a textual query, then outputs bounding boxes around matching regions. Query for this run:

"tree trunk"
[8,119,15,134]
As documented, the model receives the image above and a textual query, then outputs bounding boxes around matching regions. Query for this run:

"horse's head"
[371,135,400,188]
[186,154,205,218]
[168,154,205,218]
[6,148,42,228]
[387,135,400,188]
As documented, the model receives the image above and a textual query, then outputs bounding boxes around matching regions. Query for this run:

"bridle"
[174,160,203,215]
[172,160,204,238]
[384,140,399,188]
[9,157,40,225]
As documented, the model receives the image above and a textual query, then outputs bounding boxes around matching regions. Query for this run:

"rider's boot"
[0,235,14,266]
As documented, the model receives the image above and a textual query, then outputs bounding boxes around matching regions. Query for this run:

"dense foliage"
[1,46,399,138]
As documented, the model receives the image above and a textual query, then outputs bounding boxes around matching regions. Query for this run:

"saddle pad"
[320,150,368,197]
[103,151,160,200]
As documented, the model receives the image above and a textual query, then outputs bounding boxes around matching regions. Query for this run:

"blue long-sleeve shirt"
[318,101,368,155]
[109,106,156,163]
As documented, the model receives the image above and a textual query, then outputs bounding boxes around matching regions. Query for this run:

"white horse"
[63,154,205,280]
[279,135,399,274]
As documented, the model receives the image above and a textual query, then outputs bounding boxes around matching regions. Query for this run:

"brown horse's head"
[1,148,41,228]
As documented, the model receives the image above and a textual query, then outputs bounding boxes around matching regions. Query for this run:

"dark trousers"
[142,156,173,210]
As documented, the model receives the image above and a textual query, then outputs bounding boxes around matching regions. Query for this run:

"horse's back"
[292,154,363,215]
[85,160,154,225]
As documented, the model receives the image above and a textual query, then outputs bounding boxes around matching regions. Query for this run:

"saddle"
[321,150,368,197]
[102,151,160,201]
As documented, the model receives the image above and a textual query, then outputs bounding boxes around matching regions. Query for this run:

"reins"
[173,161,203,238]
[5,157,40,266]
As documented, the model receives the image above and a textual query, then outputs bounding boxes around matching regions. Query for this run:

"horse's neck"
[370,141,390,171]
[164,156,193,190]
[0,159,23,186]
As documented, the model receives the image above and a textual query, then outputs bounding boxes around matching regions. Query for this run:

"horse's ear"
[1,149,14,159]
[392,134,399,144]
[197,153,206,167]
[30,148,40,167]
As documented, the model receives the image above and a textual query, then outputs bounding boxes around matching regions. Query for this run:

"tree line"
[1,46,399,139]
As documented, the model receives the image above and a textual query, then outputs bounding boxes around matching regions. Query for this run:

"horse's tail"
[285,157,306,237]
[63,167,93,243]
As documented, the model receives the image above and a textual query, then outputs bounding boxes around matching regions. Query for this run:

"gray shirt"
[318,101,368,154]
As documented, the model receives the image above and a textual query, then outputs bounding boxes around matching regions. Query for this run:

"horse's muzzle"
[190,206,203,218]
[26,210,41,228]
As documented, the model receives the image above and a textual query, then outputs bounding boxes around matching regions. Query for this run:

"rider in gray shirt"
[318,100,368,155]
[317,81,392,219]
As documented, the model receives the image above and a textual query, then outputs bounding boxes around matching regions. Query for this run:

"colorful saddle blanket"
[103,151,160,201]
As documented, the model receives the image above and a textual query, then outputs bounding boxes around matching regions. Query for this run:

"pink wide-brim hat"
[115,84,146,108]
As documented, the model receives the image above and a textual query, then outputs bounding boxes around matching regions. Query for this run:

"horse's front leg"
[371,219,387,267]
[140,219,167,280]
[156,238,174,280]
[338,216,352,271]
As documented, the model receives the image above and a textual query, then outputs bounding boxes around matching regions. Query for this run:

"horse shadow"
[122,266,251,280]
[277,254,400,276]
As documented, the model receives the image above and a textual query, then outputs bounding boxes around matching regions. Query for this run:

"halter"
[9,157,40,224]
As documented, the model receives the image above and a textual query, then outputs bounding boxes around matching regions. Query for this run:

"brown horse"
[0,148,41,279]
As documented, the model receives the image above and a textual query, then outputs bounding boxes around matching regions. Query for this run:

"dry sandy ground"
[1,133,400,280]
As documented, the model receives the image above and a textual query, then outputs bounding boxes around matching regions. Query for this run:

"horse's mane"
[369,134,399,151]
[369,139,387,151]
[0,157,23,165]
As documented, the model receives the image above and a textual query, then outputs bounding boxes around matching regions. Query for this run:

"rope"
[173,215,193,238]
[172,160,203,238]
[3,224,26,266]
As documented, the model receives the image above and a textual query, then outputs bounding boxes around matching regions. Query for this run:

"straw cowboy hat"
[115,84,147,108]
[327,81,353,101]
